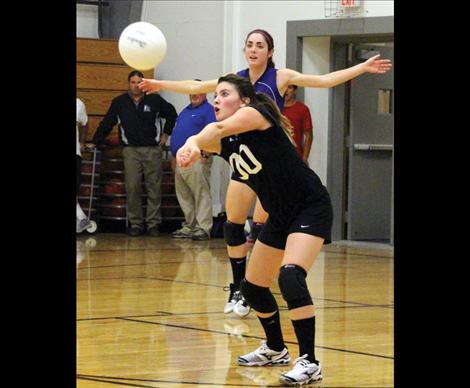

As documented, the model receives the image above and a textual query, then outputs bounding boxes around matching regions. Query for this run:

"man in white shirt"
[77,98,91,233]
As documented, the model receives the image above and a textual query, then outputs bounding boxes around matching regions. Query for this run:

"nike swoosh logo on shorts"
[300,225,310,228]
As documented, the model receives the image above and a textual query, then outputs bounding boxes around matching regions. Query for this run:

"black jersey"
[218,107,329,229]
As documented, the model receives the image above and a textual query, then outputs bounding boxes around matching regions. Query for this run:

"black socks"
[229,256,246,288]
[258,310,285,352]
[292,316,318,364]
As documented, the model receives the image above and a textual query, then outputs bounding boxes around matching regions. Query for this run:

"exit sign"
[340,0,361,7]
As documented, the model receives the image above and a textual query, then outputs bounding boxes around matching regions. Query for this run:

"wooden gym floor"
[77,233,394,387]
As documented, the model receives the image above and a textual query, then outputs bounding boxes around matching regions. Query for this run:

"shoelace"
[296,360,311,369]
[292,354,310,369]
[256,341,270,355]
[232,290,243,302]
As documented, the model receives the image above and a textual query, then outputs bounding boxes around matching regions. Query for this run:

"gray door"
[347,43,394,243]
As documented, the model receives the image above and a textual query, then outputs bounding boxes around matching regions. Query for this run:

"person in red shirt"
[283,85,313,164]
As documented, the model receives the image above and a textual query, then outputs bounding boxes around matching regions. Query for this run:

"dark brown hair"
[128,70,144,81]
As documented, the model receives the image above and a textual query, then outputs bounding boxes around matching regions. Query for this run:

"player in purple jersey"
[138,29,391,319]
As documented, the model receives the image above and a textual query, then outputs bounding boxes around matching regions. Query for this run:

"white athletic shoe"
[224,283,241,314]
[238,341,290,366]
[233,295,251,317]
[279,354,322,386]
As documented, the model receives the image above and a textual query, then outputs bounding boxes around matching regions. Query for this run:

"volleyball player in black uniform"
[176,74,332,386]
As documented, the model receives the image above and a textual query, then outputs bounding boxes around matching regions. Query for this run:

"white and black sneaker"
[224,283,241,313]
[233,294,251,317]
[279,354,322,386]
[238,341,290,366]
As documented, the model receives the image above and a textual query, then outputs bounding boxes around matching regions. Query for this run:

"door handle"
[353,144,393,151]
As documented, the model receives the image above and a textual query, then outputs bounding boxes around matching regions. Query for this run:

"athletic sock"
[258,310,285,352]
[229,256,246,288]
[77,203,87,220]
[291,316,318,364]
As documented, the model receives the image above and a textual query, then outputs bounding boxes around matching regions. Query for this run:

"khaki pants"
[175,157,213,235]
[123,146,163,229]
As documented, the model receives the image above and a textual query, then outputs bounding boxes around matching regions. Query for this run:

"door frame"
[286,16,394,241]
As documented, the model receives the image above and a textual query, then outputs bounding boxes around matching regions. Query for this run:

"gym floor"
[77,234,393,387]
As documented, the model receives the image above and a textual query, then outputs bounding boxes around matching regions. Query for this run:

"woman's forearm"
[192,123,222,153]
[319,62,366,88]
[160,79,217,94]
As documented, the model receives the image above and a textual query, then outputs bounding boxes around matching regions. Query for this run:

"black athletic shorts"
[76,155,82,191]
[257,194,333,250]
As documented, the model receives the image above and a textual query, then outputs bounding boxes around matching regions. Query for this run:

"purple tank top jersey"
[236,67,284,111]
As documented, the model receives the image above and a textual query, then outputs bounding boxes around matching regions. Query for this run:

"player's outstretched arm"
[279,54,392,89]
[138,78,218,95]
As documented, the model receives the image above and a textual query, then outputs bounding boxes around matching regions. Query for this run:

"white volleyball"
[118,22,167,71]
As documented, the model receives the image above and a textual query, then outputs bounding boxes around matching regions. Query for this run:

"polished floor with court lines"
[77,234,394,387]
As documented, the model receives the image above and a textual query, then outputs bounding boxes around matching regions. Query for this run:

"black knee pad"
[278,264,313,310]
[251,222,264,242]
[224,221,246,246]
[240,278,278,313]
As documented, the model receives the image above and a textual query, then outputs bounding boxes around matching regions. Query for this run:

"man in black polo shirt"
[89,70,177,236]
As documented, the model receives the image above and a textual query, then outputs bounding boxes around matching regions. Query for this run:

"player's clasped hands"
[176,142,201,168]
